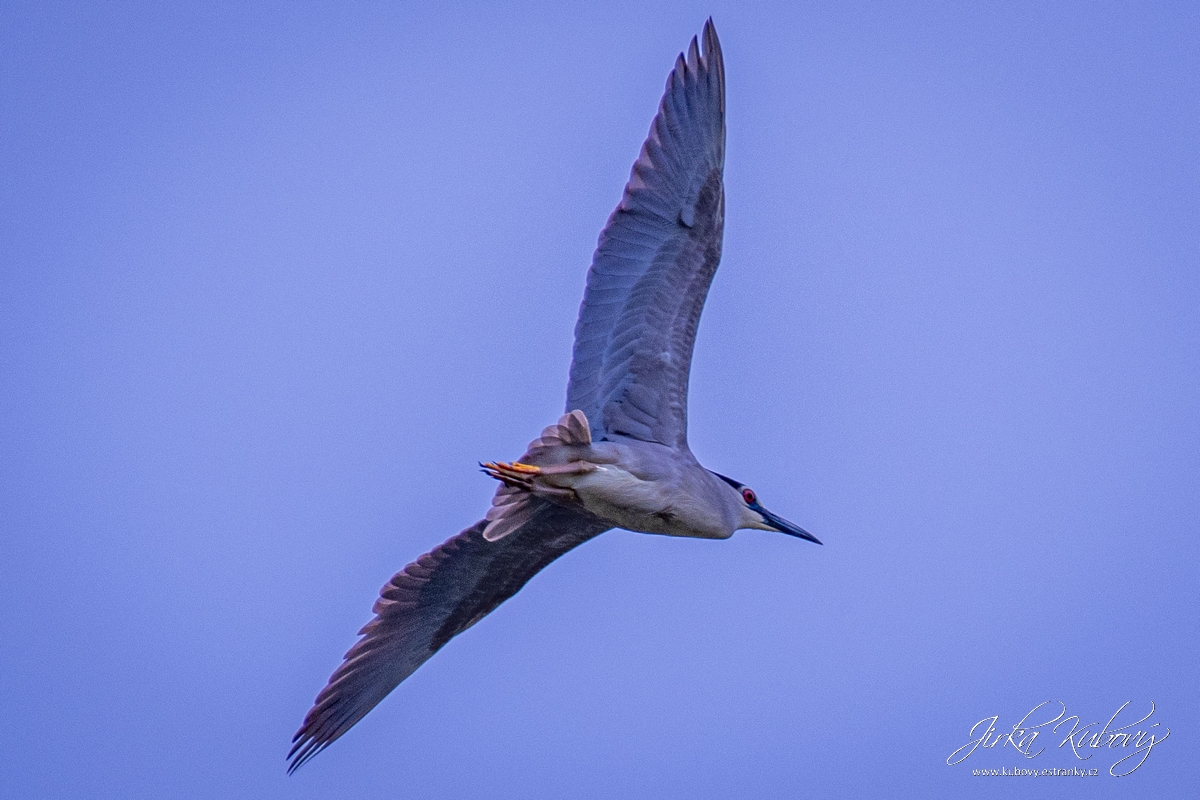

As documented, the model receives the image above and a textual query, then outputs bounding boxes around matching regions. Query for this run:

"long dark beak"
[760,507,822,545]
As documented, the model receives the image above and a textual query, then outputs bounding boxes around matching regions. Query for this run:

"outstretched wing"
[566,20,726,449]
[288,504,609,772]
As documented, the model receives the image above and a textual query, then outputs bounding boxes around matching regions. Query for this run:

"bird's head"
[711,472,822,544]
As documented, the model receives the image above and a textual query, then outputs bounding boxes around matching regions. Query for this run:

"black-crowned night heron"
[289,19,820,772]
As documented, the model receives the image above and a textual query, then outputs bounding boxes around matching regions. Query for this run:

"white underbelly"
[568,465,724,538]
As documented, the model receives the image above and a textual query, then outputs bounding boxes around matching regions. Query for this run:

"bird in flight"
[289,19,820,773]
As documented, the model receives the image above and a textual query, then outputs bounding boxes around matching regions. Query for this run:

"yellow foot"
[500,461,540,474]
[480,461,542,487]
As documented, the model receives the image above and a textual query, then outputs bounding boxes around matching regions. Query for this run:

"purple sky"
[2,2,1196,798]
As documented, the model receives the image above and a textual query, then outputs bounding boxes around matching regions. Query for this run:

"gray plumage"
[567,24,725,449]
[288,20,819,774]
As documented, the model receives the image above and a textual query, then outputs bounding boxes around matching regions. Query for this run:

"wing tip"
[701,18,725,113]
[680,18,724,86]
[618,19,726,210]
[287,733,331,775]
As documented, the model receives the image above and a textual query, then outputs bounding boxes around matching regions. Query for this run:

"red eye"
[742,488,756,505]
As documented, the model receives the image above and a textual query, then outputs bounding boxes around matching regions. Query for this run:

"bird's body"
[487,413,742,540]
[566,440,735,538]
[288,20,819,773]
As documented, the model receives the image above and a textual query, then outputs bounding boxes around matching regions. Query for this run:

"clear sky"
[2,2,1196,798]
